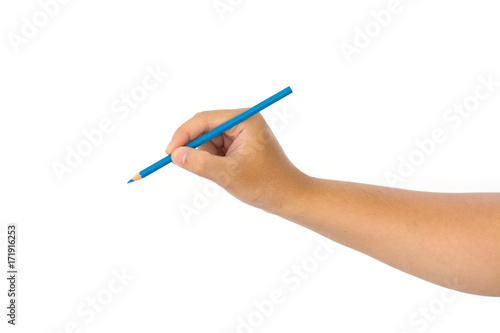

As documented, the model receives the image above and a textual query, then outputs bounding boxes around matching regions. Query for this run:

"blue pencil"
[127,86,293,183]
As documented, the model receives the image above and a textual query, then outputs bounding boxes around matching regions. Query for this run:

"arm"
[278,178,500,296]
[165,109,500,296]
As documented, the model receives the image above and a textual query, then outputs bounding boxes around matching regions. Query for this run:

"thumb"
[171,147,228,182]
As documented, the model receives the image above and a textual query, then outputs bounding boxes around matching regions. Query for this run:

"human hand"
[165,109,309,213]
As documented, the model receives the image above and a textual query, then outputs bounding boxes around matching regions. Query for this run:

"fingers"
[165,109,247,155]
[171,146,229,183]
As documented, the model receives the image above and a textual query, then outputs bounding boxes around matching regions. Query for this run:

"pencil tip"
[127,179,134,184]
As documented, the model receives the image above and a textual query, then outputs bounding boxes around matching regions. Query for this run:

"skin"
[165,109,500,297]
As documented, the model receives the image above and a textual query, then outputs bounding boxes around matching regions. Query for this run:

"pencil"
[127,86,293,183]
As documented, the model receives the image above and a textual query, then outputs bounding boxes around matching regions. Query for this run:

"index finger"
[165,108,248,155]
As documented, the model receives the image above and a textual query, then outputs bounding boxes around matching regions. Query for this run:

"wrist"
[264,169,317,220]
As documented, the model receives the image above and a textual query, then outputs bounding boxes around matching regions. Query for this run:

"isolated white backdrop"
[1,0,499,332]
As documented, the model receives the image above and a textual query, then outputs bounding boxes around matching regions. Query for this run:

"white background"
[1,0,500,332]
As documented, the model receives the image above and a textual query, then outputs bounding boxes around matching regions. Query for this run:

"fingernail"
[173,148,187,166]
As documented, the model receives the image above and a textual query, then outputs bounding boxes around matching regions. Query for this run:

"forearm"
[276,175,500,296]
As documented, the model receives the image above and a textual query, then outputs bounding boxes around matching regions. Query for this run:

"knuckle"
[194,111,207,119]
[172,127,183,139]
[189,152,207,175]
[191,164,205,176]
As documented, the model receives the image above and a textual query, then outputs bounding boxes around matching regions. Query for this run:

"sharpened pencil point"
[127,179,134,184]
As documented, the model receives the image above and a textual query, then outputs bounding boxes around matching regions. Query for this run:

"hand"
[165,109,309,213]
